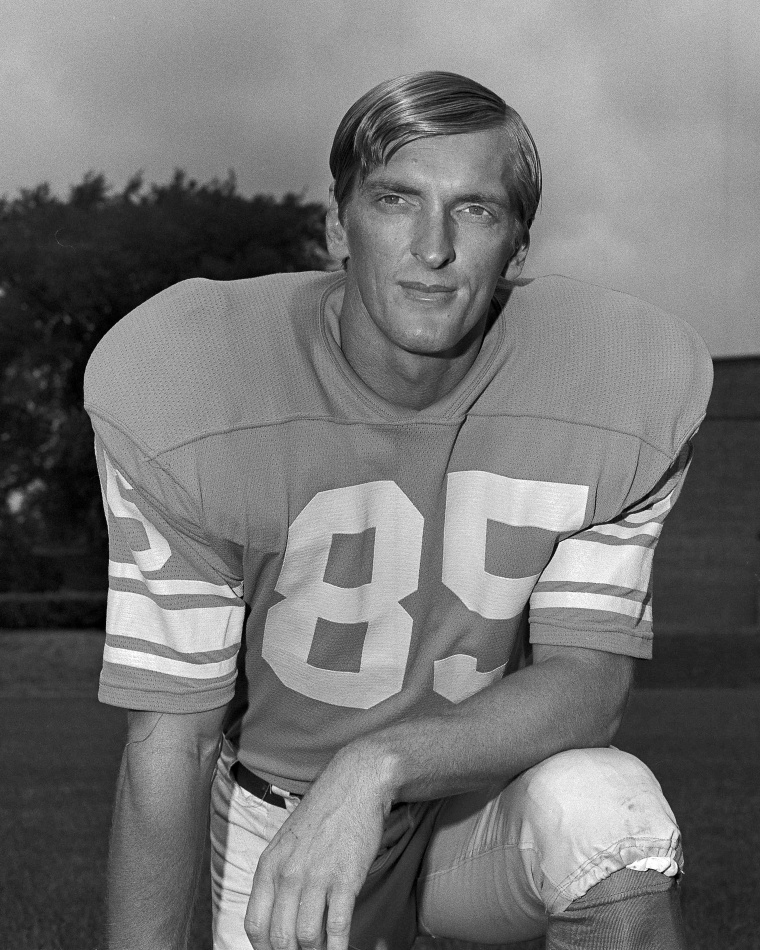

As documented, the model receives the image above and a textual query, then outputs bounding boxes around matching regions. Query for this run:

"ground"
[1,631,758,950]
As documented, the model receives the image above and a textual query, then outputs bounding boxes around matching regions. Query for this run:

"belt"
[231,761,303,809]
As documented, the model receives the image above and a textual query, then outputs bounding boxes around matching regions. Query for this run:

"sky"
[3,0,758,356]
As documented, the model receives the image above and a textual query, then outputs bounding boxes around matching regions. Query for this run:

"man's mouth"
[399,281,457,296]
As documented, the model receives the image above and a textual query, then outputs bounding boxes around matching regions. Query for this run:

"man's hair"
[329,71,542,241]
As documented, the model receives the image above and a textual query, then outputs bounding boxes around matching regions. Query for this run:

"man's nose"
[410,211,455,269]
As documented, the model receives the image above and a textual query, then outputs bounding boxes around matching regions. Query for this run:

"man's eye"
[463,205,491,218]
[378,194,405,206]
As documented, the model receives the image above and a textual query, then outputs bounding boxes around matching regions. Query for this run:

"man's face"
[327,126,528,358]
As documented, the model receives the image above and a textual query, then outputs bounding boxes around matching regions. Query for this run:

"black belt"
[232,761,303,809]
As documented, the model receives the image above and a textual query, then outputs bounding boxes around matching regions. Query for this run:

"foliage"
[0,170,327,590]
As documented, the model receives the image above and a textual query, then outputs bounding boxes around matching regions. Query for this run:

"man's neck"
[341,332,485,411]
[328,286,490,412]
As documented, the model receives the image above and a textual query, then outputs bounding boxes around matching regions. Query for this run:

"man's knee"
[509,747,682,912]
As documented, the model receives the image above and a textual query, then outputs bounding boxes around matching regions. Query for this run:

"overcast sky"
[3,0,758,356]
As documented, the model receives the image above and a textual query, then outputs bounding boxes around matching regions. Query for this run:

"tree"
[0,171,327,591]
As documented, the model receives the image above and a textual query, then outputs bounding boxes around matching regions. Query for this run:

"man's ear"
[503,232,530,281]
[325,183,350,264]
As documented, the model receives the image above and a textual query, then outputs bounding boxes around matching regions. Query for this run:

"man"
[85,72,712,950]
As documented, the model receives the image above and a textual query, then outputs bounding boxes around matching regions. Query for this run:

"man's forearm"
[240,646,634,949]
[107,710,224,950]
[342,644,635,807]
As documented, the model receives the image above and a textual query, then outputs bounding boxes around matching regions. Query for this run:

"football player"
[85,71,712,950]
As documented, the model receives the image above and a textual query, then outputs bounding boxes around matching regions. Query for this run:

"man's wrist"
[334,735,401,811]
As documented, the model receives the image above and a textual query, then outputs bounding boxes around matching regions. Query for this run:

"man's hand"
[245,746,392,950]
[243,644,633,949]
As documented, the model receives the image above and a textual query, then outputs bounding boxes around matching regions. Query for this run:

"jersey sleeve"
[528,442,694,659]
[94,431,245,712]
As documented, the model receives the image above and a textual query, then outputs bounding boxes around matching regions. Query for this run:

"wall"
[654,357,760,630]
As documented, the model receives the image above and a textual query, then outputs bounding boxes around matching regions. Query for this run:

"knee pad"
[510,748,682,912]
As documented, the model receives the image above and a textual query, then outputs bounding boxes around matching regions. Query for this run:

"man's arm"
[107,705,227,950]
[246,644,634,950]
[358,642,634,800]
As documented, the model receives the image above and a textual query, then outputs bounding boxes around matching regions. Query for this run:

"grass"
[1,631,758,950]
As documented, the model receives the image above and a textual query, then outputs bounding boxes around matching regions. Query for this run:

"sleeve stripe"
[531,590,652,621]
[577,532,658,549]
[623,493,673,524]
[538,537,654,591]
[588,522,663,540]
[103,645,238,680]
[109,560,241,599]
[106,588,244,654]
[534,580,649,604]
[105,633,239,664]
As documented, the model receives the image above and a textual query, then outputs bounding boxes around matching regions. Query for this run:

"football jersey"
[84,271,712,791]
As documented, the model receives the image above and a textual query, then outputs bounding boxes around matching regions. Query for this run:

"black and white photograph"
[1,3,758,949]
